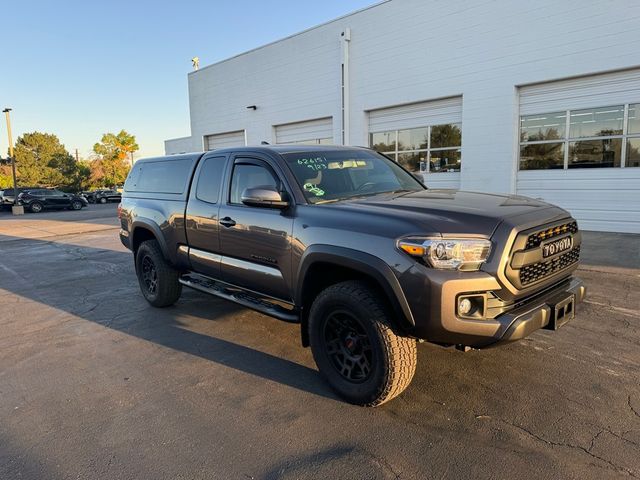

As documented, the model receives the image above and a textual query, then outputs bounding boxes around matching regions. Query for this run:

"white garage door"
[275,117,333,145]
[368,97,463,190]
[204,130,246,151]
[517,69,640,233]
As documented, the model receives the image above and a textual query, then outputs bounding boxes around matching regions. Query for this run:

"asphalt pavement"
[0,205,639,479]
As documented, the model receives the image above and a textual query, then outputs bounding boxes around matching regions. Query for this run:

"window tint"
[371,131,396,152]
[126,159,192,193]
[520,143,565,170]
[370,123,462,174]
[629,104,640,134]
[398,127,428,151]
[569,139,622,168]
[627,139,640,167]
[196,156,225,204]
[569,106,623,138]
[520,112,566,142]
[230,163,278,204]
[519,104,639,169]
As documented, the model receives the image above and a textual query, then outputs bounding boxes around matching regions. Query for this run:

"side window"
[196,156,226,204]
[230,163,278,204]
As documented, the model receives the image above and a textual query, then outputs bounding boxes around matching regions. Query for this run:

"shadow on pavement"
[0,234,335,401]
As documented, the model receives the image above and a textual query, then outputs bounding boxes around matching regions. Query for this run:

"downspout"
[341,27,351,146]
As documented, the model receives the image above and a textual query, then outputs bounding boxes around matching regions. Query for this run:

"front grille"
[519,246,581,286]
[525,221,578,249]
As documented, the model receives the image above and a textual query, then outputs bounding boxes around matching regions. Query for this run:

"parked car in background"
[82,189,122,204]
[1,187,40,210]
[94,189,122,204]
[18,189,88,213]
[81,190,97,203]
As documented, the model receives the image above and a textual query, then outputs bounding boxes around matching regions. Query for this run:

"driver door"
[49,190,70,208]
[218,155,294,301]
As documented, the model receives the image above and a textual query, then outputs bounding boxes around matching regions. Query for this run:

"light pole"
[2,108,22,215]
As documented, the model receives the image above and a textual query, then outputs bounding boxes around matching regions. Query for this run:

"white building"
[165,0,640,233]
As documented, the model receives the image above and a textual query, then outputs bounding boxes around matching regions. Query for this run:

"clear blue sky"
[1,0,376,160]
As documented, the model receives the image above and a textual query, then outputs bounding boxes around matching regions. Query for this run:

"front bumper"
[404,266,585,347]
[496,277,585,344]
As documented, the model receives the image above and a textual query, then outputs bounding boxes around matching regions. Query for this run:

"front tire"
[309,281,417,406]
[99,197,107,204]
[135,240,182,307]
[71,200,83,210]
[30,202,43,213]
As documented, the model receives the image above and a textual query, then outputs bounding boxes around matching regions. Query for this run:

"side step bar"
[179,273,299,323]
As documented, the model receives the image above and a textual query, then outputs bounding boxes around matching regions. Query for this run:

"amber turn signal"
[398,242,427,256]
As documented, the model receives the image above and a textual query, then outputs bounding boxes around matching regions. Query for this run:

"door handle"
[219,216,236,228]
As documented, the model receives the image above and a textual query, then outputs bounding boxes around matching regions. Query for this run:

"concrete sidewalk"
[579,231,640,274]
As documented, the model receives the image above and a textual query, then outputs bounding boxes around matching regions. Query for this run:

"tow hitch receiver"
[546,293,575,330]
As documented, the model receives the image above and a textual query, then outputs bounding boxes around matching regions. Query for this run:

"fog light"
[458,298,472,315]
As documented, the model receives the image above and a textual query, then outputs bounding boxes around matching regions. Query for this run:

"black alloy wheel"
[141,255,158,295]
[322,310,373,383]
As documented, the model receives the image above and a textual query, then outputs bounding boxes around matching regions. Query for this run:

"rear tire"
[135,240,182,307]
[30,202,43,213]
[308,280,417,406]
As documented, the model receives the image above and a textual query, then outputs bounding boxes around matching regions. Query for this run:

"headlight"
[397,237,492,271]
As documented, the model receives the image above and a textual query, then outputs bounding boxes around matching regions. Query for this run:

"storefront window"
[519,104,638,169]
[370,123,461,173]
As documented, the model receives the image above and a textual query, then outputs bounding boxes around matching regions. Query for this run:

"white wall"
[165,136,199,155]
[168,0,640,231]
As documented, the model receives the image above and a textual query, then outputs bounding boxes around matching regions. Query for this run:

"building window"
[519,104,640,169]
[370,124,461,173]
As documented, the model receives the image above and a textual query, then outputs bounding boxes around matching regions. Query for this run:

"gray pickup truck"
[119,146,585,406]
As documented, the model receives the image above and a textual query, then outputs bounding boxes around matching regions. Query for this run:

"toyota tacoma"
[119,146,586,406]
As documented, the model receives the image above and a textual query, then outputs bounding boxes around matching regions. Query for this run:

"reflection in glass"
[520,112,566,142]
[431,123,462,148]
[519,143,564,170]
[430,149,461,172]
[628,104,640,134]
[569,106,623,138]
[627,138,640,167]
[318,137,333,145]
[370,124,462,173]
[397,127,428,151]
[397,152,426,173]
[371,131,396,152]
[569,138,621,168]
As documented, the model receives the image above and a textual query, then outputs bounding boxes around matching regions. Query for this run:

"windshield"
[282,149,425,204]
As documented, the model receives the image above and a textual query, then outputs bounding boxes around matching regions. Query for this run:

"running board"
[179,273,299,323]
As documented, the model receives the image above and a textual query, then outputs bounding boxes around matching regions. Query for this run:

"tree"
[92,130,138,186]
[12,132,77,187]
[93,130,139,165]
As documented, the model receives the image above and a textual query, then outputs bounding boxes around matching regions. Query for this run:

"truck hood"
[329,189,568,237]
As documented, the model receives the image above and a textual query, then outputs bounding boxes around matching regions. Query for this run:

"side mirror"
[241,186,289,209]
